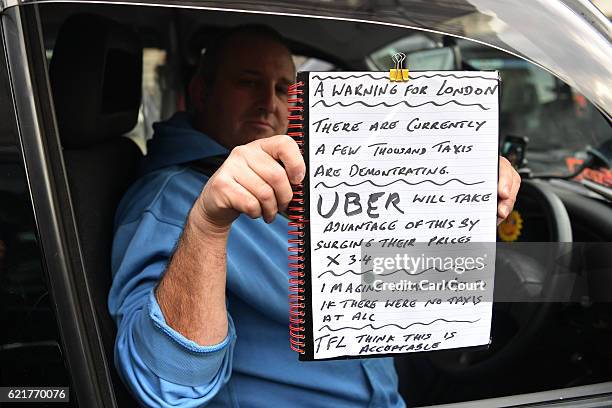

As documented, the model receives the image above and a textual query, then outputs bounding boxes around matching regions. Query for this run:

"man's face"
[194,34,295,149]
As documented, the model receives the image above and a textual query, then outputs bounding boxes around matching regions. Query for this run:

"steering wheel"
[426,179,573,378]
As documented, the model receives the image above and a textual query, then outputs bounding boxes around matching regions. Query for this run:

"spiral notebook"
[287,71,500,361]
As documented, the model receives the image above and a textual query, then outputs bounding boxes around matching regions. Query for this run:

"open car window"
[124,50,336,154]
[31,3,612,407]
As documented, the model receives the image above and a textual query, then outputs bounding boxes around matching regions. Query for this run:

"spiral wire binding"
[287,82,306,354]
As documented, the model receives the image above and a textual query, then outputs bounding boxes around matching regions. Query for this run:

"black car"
[0,0,611,406]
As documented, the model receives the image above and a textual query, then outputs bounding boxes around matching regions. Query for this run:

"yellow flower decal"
[498,210,523,242]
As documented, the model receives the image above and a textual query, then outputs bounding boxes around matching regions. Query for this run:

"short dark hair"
[196,24,290,84]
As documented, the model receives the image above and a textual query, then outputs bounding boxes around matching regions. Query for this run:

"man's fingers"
[201,137,303,226]
[510,166,522,199]
[498,156,513,199]
[231,142,294,217]
[245,149,294,212]
[231,161,279,223]
[208,173,262,221]
[497,156,521,222]
[497,175,521,220]
[497,196,515,220]
[257,135,306,185]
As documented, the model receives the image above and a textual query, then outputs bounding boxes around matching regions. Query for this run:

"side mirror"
[501,134,529,170]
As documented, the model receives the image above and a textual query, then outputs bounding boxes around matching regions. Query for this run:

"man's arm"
[110,203,235,408]
[110,135,304,406]
[155,135,305,346]
[155,216,230,345]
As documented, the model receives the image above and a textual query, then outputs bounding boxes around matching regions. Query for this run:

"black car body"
[0,0,611,406]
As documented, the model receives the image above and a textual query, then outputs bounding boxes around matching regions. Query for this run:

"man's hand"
[157,136,304,346]
[192,135,306,231]
[497,156,521,225]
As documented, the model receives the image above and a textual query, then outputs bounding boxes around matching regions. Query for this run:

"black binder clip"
[390,52,409,82]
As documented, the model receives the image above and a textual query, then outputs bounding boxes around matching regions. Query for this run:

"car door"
[4,1,611,407]
[0,4,118,407]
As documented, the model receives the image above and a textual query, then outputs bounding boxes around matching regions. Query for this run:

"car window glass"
[370,34,611,186]
[458,40,610,180]
[0,30,75,404]
[294,55,336,72]
[371,30,612,406]
[0,41,18,147]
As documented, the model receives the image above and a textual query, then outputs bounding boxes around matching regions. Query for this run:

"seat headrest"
[50,14,142,149]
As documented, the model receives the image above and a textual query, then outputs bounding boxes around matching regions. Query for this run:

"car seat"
[49,13,143,405]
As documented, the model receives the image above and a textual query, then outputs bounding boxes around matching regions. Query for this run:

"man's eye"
[277,86,289,96]
[239,79,257,87]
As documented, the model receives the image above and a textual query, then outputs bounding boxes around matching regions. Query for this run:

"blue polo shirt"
[109,112,405,407]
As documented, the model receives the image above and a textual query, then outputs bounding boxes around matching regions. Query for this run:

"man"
[109,25,520,407]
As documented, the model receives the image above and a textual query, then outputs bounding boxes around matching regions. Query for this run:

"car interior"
[48,12,144,406]
[0,3,609,406]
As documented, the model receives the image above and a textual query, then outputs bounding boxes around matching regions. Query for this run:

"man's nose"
[257,83,277,114]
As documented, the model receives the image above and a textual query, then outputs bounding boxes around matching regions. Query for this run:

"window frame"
[1,2,611,407]
[1,4,118,407]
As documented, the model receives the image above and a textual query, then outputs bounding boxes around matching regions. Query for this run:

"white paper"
[305,71,499,360]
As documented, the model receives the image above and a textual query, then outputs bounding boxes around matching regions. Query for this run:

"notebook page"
[306,71,499,360]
